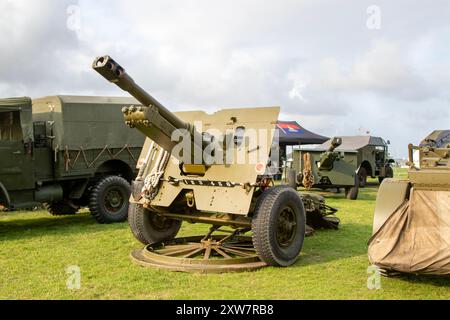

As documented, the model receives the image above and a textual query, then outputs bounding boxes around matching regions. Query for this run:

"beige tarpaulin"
[368,189,450,275]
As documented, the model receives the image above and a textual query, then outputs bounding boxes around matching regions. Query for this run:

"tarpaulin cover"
[368,189,450,275]
[420,130,450,148]
[32,96,145,150]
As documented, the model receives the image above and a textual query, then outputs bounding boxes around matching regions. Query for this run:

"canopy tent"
[277,121,329,147]
[275,121,329,179]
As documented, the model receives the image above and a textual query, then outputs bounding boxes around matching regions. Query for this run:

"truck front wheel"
[89,176,131,224]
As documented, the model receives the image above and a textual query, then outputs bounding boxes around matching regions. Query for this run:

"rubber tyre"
[45,201,78,216]
[386,166,394,178]
[252,185,306,267]
[128,203,182,245]
[358,167,368,188]
[89,176,131,224]
[346,175,360,200]
[379,166,394,184]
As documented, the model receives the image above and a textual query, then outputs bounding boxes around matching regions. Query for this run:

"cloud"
[0,0,449,158]
[316,40,435,100]
[0,1,78,87]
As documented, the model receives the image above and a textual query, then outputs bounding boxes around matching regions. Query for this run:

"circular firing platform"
[131,235,267,274]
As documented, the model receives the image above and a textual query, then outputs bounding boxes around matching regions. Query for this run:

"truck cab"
[0,97,36,209]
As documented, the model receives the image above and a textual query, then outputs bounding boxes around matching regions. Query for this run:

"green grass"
[0,168,449,300]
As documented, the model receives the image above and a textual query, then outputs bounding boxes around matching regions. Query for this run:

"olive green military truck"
[0,96,145,223]
[293,136,394,200]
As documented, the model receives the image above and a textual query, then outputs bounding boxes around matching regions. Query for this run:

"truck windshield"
[0,111,23,141]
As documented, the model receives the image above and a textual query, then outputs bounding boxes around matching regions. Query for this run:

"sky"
[1,0,449,158]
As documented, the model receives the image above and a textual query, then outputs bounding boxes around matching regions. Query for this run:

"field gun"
[93,55,338,273]
[318,137,343,171]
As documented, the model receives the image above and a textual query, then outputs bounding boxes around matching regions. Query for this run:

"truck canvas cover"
[32,96,145,150]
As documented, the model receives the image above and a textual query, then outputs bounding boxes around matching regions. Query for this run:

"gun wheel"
[345,174,360,200]
[252,185,306,267]
[131,229,267,274]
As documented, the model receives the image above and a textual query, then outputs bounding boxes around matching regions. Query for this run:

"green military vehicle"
[0,96,145,223]
[293,136,394,200]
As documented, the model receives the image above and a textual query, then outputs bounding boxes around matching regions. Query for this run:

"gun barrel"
[318,151,336,171]
[92,55,206,165]
[328,137,342,152]
[92,55,187,131]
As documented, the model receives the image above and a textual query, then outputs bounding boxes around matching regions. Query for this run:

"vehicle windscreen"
[0,111,23,141]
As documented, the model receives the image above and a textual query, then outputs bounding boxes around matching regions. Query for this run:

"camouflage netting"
[302,152,314,189]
